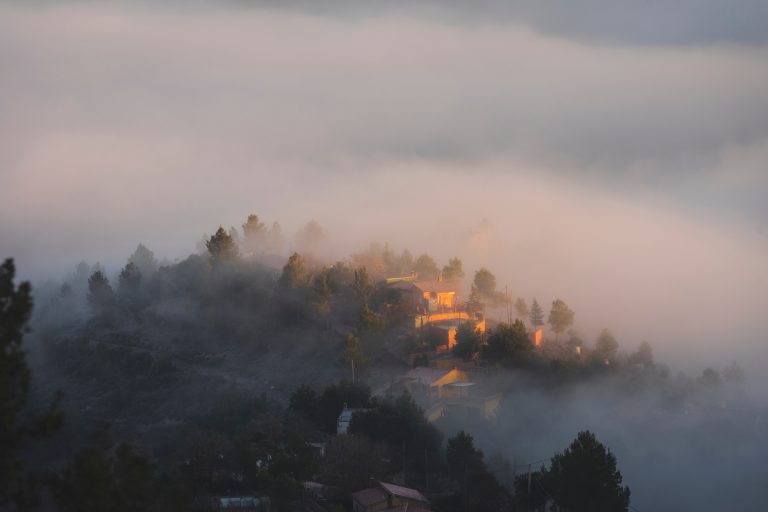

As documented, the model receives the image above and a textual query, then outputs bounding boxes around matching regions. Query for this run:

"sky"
[1,1,767,373]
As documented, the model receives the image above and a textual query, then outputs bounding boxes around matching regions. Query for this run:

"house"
[387,276,486,330]
[210,496,269,512]
[388,278,457,311]
[388,279,461,316]
[428,318,486,352]
[423,381,502,422]
[337,404,371,435]
[402,367,468,399]
[351,481,431,512]
[531,327,543,347]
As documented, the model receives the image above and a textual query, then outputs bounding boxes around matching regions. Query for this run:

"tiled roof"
[412,281,458,294]
[390,280,457,294]
[378,482,429,504]
[381,506,431,512]
[351,487,387,507]
[404,367,450,384]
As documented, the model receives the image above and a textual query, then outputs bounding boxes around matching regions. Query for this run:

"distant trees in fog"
[548,299,575,342]
[442,257,464,282]
[87,269,114,309]
[514,297,529,323]
[413,253,440,280]
[595,328,620,362]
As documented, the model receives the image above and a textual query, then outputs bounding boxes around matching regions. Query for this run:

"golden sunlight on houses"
[386,276,485,335]
[533,327,543,347]
[397,367,502,423]
[403,367,468,399]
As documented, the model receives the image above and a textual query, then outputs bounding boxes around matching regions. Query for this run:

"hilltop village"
[6,214,750,512]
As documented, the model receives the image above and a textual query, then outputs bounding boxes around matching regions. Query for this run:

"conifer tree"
[529,298,544,331]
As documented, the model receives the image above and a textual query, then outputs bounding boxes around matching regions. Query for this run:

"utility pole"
[424,449,429,492]
[402,441,406,486]
[351,358,355,384]
[464,466,468,512]
[527,464,532,495]
[506,284,511,323]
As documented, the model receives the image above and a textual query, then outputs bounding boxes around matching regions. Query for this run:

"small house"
[402,367,468,399]
[351,481,431,512]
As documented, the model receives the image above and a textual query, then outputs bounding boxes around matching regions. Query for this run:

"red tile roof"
[378,482,429,504]
[351,487,387,507]
[389,280,457,294]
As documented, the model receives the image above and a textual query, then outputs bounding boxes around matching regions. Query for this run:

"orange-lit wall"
[534,328,543,347]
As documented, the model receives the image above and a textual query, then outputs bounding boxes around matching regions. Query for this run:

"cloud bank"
[0,2,766,375]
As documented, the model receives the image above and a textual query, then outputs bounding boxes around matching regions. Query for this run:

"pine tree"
[545,431,630,512]
[529,298,544,330]
[279,253,309,289]
[242,213,267,254]
[87,270,114,309]
[1,259,61,507]
[205,226,239,261]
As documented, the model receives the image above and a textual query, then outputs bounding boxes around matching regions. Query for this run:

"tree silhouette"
[414,253,440,280]
[88,269,114,309]
[445,431,512,511]
[118,262,141,290]
[127,244,157,276]
[529,298,544,331]
[514,297,529,323]
[242,213,267,254]
[1,259,61,507]
[628,341,654,367]
[484,320,532,364]
[453,321,481,360]
[442,257,464,282]
[312,266,333,317]
[548,299,575,343]
[545,431,630,512]
[351,267,374,305]
[595,329,619,361]
[279,253,309,289]
[0,258,34,506]
[473,268,496,297]
[205,226,240,261]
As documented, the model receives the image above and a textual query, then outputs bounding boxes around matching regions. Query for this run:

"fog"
[1,3,767,509]
[2,1,766,371]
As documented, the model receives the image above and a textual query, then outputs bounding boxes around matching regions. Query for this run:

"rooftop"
[390,280,458,294]
[378,481,429,504]
[351,487,388,507]
[404,367,452,384]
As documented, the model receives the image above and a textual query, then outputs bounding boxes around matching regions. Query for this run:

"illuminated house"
[402,367,468,399]
[424,383,502,423]
[389,278,457,311]
[532,328,543,347]
[352,481,431,512]
[387,277,483,328]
